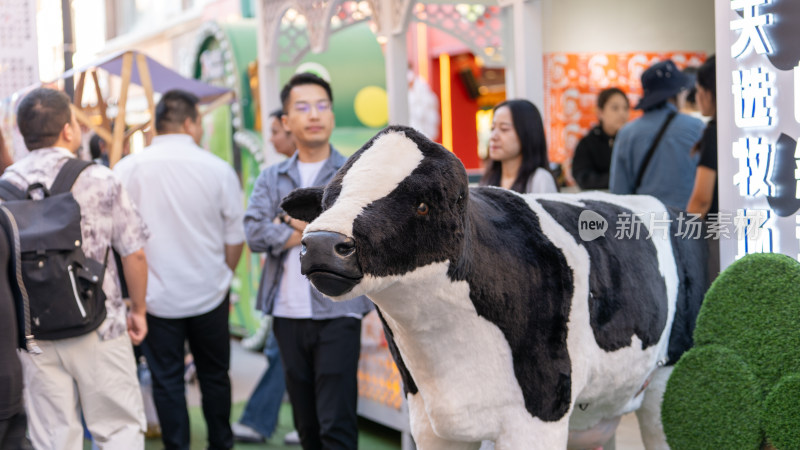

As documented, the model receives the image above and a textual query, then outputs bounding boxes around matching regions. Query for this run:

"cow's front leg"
[408,393,481,450]
[494,408,570,450]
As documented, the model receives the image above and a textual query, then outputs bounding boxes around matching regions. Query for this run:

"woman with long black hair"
[480,99,557,193]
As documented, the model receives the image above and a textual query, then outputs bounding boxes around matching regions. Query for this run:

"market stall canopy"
[61,50,232,104]
[62,50,234,166]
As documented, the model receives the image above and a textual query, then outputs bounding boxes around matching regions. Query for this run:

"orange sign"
[544,52,706,166]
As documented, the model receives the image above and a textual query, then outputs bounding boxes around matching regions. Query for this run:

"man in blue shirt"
[610,60,704,209]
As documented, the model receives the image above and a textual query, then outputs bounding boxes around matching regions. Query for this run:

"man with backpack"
[0,87,150,449]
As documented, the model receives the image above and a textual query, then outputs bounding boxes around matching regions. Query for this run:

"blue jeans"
[239,330,286,438]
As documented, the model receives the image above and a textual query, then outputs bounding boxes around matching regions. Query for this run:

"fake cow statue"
[281,126,706,449]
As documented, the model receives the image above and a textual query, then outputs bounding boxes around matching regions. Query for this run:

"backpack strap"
[0,180,26,201]
[50,159,94,195]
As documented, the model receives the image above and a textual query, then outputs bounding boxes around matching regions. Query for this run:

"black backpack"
[0,159,107,352]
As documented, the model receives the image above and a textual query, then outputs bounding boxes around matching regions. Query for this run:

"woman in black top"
[572,87,630,190]
[687,56,717,217]
[686,56,720,282]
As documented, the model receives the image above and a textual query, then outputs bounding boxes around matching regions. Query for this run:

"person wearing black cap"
[609,59,704,209]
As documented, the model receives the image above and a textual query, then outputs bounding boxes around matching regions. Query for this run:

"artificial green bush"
[662,253,800,449]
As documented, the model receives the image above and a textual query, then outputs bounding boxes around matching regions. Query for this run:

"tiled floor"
[216,339,646,449]
[616,413,645,449]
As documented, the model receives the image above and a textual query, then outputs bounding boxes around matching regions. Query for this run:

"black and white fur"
[282,126,706,449]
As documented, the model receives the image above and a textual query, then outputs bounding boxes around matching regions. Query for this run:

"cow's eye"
[416,203,429,216]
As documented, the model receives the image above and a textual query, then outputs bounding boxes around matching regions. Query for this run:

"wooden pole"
[70,104,112,143]
[199,91,235,117]
[136,52,157,133]
[91,70,112,132]
[109,52,133,168]
[74,72,86,108]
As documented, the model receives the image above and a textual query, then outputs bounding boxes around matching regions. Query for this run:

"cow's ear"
[281,187,324,223]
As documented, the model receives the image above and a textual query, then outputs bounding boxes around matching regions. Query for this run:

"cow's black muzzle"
[301,231,363,297]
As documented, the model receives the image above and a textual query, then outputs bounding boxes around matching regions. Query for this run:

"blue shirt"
[609,103,703,209]
[243,147,373,319]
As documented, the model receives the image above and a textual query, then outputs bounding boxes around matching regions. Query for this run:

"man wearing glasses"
[244,72,372,449]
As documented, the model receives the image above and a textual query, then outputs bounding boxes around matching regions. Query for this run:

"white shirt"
[525,167,559,194]
[272,158,326,319]
[114,134,245,318]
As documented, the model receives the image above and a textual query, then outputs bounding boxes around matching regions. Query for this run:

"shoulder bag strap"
[50,159,94,194]
[0,180,26,201]
[0,205,41,353]
[634,111,677,192]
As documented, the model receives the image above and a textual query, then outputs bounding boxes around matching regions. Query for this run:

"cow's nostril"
[334,239,356,257]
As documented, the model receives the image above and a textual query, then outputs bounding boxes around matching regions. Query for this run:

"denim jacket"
[244,147,373,318]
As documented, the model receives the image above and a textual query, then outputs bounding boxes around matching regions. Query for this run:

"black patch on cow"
[374,306,418,396]
[536,199,669,352]
[666,207,708,365]
[450,188,574,422]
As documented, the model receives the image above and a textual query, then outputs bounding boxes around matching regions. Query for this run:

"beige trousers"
[19,331,145,450]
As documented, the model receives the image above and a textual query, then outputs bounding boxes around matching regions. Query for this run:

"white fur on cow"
[281,126,706,449]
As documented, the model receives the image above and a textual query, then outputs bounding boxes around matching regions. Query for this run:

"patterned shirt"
[0,147,149,340]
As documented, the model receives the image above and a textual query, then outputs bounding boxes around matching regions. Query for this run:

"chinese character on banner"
[730,0,773,58]
[675,212,704,239]
[647,212,671,240]
[735,209,773,258]
[614,212,645,239]
[732,67,774,128]
[706,212,733,240]
[733,137,774,197]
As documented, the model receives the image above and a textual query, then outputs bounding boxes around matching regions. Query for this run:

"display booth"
[61,50,232,167]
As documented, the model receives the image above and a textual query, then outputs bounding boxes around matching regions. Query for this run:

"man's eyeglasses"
[292,100,331,115]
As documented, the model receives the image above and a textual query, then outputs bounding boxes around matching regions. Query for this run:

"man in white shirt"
[115,90,245,450]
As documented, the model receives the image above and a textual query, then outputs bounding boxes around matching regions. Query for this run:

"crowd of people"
[0,55,719,450]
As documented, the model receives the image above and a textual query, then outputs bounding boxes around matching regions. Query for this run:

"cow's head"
[281,126,469,300]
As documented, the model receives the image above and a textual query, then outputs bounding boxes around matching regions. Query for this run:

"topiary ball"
[662,253,800,449]
[693,253,800,399]
[763,373,800,449]
[662,344,763,449]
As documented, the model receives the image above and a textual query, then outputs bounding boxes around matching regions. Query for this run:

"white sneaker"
[284,430,301,445]
[241,317,270,352]
[232,422,265,443]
